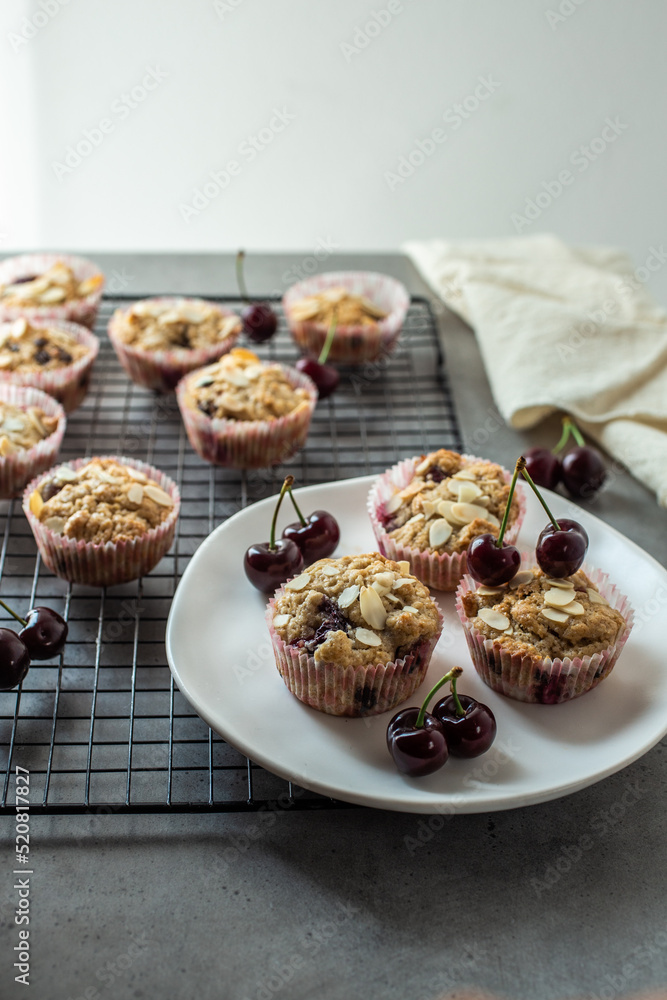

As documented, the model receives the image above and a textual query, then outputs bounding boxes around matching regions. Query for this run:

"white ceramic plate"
[166,476,667,814]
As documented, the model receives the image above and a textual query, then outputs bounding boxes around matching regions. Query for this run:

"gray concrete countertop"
[2,252,666,1000]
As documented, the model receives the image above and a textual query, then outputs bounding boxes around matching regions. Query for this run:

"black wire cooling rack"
[0,294,463,814]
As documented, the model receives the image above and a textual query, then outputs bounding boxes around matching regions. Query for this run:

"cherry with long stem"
[466,459,522,586]
[554,416,606,499]
[432,671,497,758]
[235,250,278,344]
[244,477,304,593]
[386,667,463,777]
[282,481,340,564]
[0,597,67,660]
[521,458,589,577]
[295,313,340,399]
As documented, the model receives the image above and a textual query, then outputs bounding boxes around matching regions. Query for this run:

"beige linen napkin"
[404,234,667,506]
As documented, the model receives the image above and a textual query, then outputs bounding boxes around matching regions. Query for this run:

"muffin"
[23,456,180,587]
[108,297,242,392]
[266,552,443,717]
[283,271,409,363]
[0,317,99,412]
[176,347,317,468]
[0,384,66,498]
[0,254,104,329]
[367,449,525,591]
[456,565,633,704]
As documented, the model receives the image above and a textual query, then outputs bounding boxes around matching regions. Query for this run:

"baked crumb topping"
[29,458,174,544]
[461,567,627,660]
[287,287,387,327]
[0,261,103,307]
[0,318,89,372]
[272,553,440,667]
[185,348,310,422]
[0,400,59,456]
[382,449,518,555]
[111,299,242,352]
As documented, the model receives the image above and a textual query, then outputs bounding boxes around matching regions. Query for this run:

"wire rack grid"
[0,293,463,815]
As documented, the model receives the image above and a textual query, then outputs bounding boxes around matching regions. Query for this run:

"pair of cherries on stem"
[0,599,68,690]
[524,416,606,499]
[244,476,340,593]
[387,667,497,777]
[295,313,340,399]
[466,457,589,586]
[236,250,278,344]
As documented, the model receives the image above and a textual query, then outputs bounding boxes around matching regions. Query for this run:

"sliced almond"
[144,485,174,507]
[398,481,424,501]
[546,577,576,589]
[132,299,172,317]
[126,467,147,483]
[127,483,144,505]
[222,370,249,389]
[29,490,44,517]
[509,570,534,589]
[421,499,440,520]
[320,564,339,577]
[397,560,410,575]
[11,318,28,338]
[383,493,403,516]
[372,572,395,595]
[476,494,491,507]
[359,586,387,630]
[273,613,291,628]
[450,502,490,526]
[338,584,360,609]
[437,500,457,523]
[587,588,608,605]
[429,518,453,549]
[285,572,311,591]
[415,456,432,475]
[541,607,570,624]
[38,287,66,303]
[355,627,381,647]
[544,587,577,608]
[559,600,585,616]
[504,627,514,635]
[385,593,401,605]
[452,469,477,481]
[44,516,66,534]
[476,585,507,596]
[393,578,412,590]
[195,375,214,388]
[176,302,209,324]
[77,274,103,296]
[483,512,500,528]
[55,466,78,483]
[445,479,460,497]
[0,436,13,456]
[401,606,419,615]
[456,481,482,503]
[404,513,424,526]
[478,607,510,631]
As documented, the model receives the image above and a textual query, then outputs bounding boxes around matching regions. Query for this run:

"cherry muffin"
[0,254,104,329]
[0,384,66,498]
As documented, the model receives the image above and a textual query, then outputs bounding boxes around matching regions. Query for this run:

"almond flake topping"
[372,572,395,596]
[383,493,403,515]
[456,481,482,503]
[355,627,381,647]
[337,585,360,609]
[415,457,432,475]
[405,513,424,526]
[450,502,490,526]
[55,466,78,483]
[422,499,439,520]
[401,606,419,615]
[359,586,387,630]
[320,564,339,577]
[587,588,608,605]
[510,570,533,589]
[452,469,477,481]
[393,578,412,589]
[29,490,44,517]
[44,516,66,534]
[386,593,401,604]
[273,613,291,628]
[285,572,311,591]
[476,585,507,596]
[127,484,144,505]
[546,577,576,589]
[126,467,147,483]
[429,518,453,549]
[478,607,510,631]
[541,607,570,624]
[560,600,585,616]
[544,587,577,608]
[399,481,425,501]
[144,485,173,507]
[397,560,410,574]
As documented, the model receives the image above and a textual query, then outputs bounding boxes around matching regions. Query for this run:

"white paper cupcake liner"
[265,591,444,717]
[367,454,526,591]
[22,455,180,587]
[455,566,634,704]
[283,271,409,364]
[0,384,66,499]
[107,298,242,393]
[176,363,317,468]
[0,318,99,413]
[0,253,104,329]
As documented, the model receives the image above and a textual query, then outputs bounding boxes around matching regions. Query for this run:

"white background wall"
[2,0,667,301]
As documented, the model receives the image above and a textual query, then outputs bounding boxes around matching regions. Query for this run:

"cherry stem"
[269,476,294,551]
[553,416,584,453]
[519,458,561,530]
[449,673,466,719]
[287,486,307,527]
[317,313,338,366]
[0,598,26,627]
[496,459,521,548]
[415,666,463,729]
[235,250,250,304]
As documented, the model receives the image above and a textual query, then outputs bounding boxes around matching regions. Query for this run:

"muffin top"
[0,400,59,456]
[271,552,441,667]
[288,286,387,327]
[460,567,627,660]
[111,298,242,352]
[0,261,103,308]
[184,348,311,422]
[381,449,519,555]
[0,318,90,373]
[28,458,175,544]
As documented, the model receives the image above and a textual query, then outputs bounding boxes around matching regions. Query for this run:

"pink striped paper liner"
[0,384,66,499]
[283,271,409,364]
[176,363,317,469]
[455,566,634,704]
[0,253,104,329]
[265,589,444,718]
[0,318,99,413]
[23,456,180,587]
[367,454,526,592]
[107,298,242,392]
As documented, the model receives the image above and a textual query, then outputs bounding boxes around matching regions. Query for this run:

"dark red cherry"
[295,357,339,399]
[432,694,496,758]
[0,629,30,690]
[467,534,521,587]
[524,447,561,491]
[536,520,588,577]
[561,446,606,499]
[386,707,448,777]
[244,539,303,594]
[19,607,68,660]
[242,302,278,344]
[282,509,340,564]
